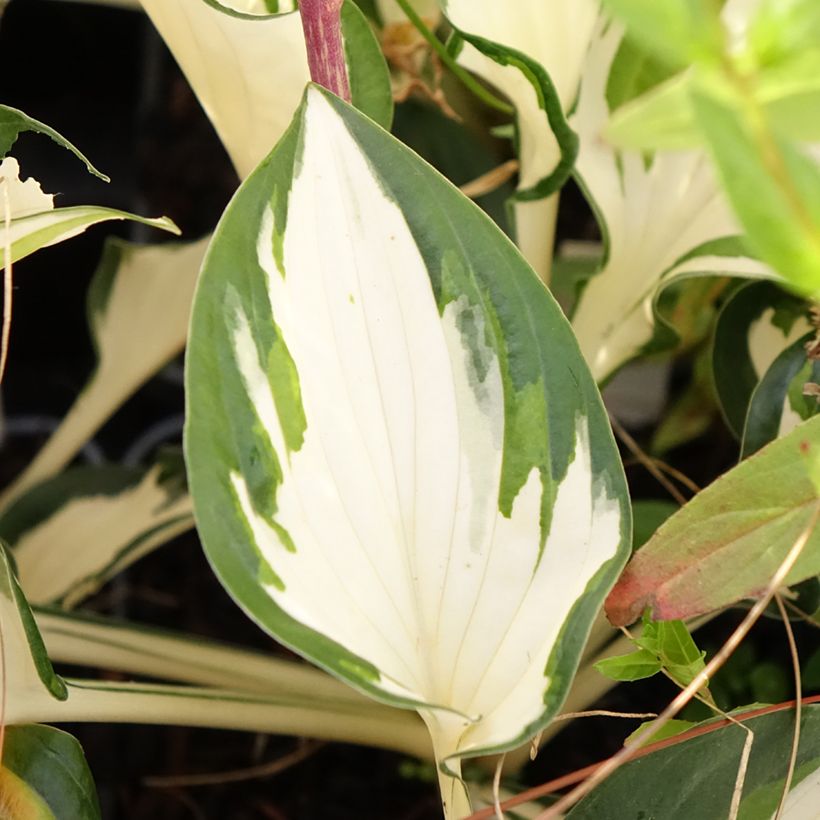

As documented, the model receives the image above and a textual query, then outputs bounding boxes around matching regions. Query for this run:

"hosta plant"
[4,0,820,817]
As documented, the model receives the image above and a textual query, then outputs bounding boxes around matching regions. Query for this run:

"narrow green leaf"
[601,0,724,70]
[341,0,394,130]
[0,105,108,180]
[594,649,662,682]
[691,85,820,298]
[607,416,820,625]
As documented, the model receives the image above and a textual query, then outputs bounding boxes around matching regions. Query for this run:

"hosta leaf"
[185,85,629,813]
[742,333,820,458]
[441,0,596,279]
[34,607,376,706]
[0,542,430,759]
[0,726,100,820]
[569,704,820,820]
[139,0,391,180]
[0,105,107,180]
[1,236,206,507]
[570,24,777,383]
[1,465,193,608]
[712,280,810,439]
[606,416,820,626]
[0,157,178,269]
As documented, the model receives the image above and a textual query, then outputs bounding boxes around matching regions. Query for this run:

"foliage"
[2,0,820,817]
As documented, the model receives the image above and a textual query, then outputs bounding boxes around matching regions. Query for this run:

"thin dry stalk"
[144,740,323,788]
[774,592,802,820]
[611,415,687,506]
[492,753,507,820]
[647,457,701,495]
[553,710,657,722]
[533,500,820,819]
[460,161,520,199]
[0,175,12,385]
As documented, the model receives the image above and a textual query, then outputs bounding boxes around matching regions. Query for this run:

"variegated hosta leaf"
[440,0,598,281]
[713,280,811,439]
[742,332,820,458]
[569,22,777,383]
[185,85,630,814]
[0,156,178,268]
[0,236,207,508]
[139,0,391,181]
[0,544,432,759]
[1,465,193,608]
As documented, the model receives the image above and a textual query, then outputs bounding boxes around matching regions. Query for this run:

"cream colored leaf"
[1,237,208,508]
[13,468,193,607]
[570,22,776,383]
[139,0,309,179]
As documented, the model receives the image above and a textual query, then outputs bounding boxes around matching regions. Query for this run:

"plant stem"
[298,0,351,101]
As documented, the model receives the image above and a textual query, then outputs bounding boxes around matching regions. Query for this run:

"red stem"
[466,695,820,820]
[298,0,351,101]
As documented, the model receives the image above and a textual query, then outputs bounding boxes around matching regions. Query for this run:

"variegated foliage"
[0,155,176,268]
[185,86,630,815]
[570,19,775,383]
[139,0,390,180]
[441,0,599,282]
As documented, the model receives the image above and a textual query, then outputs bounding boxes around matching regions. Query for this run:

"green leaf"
[569,704,820,819]
[606,72,700,151]
[341,0,394,131]
[741,332,820,458]
[632,500,677,550]
[441,0,593,279]
[0,106,108,180]
[712,280,809,439]
[624,718,694,747]
[0,236,206,508]
[1,726,100,820]
[140,0,392,179]
[185,84,630,813]
[606,416,820,625]
[1,465,193,608]
[594,649,662,682]
[601,0,724,71]
[606,34,681,113]
[0,157,178,270]
[571,27,776,383]
[691,84,820,298]
[626,613,709,692]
